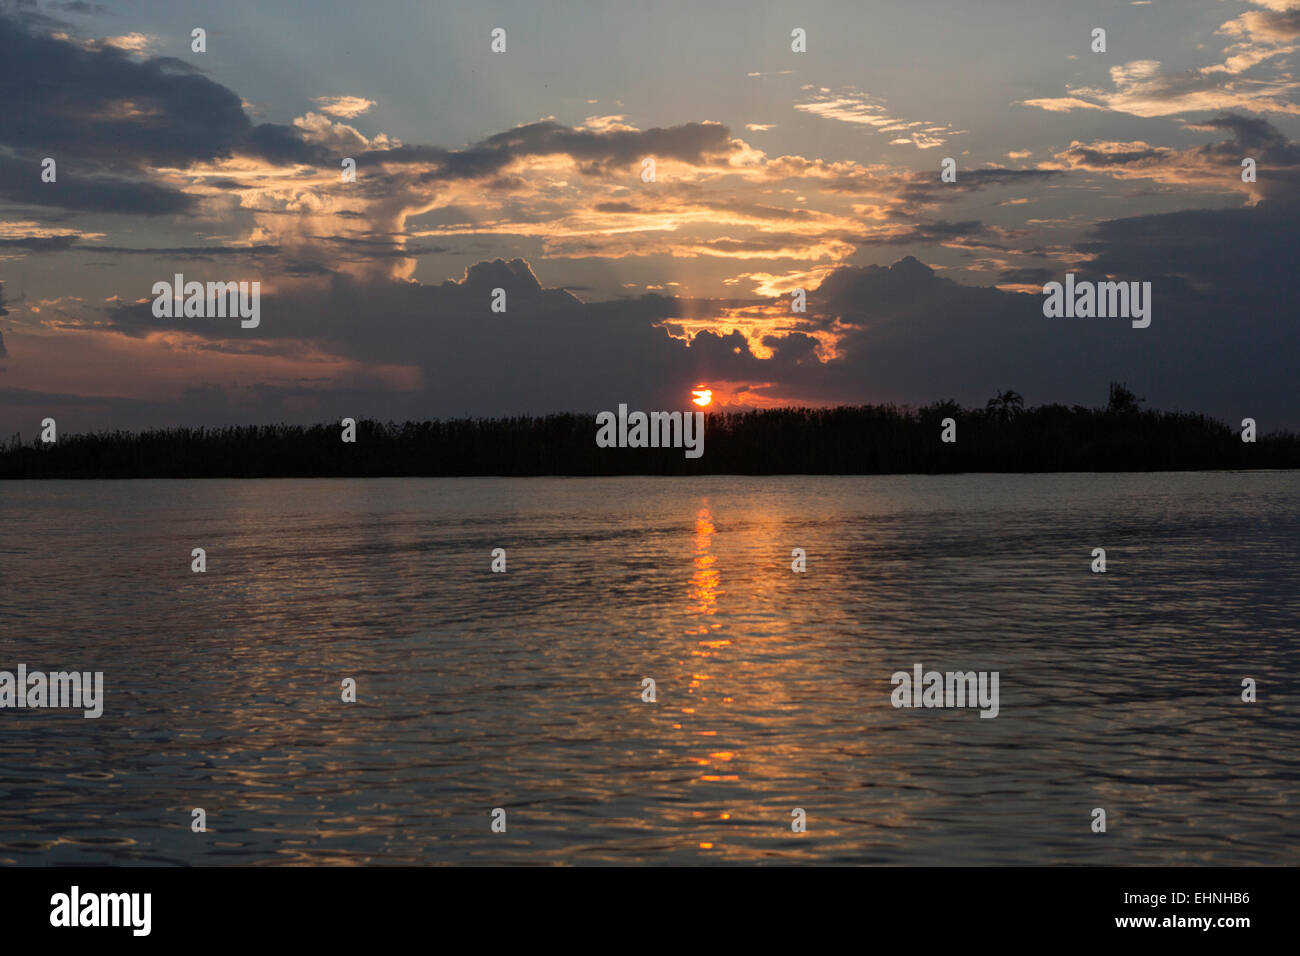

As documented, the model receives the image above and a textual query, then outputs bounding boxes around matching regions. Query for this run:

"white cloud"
[1023,3,1300,118]
[310,96,376,119]
[794,86,961,149]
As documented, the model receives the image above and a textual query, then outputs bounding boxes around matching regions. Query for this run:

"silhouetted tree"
[985,390,1024,423]
[2,386,1296,478]
[1107,382,1144,414]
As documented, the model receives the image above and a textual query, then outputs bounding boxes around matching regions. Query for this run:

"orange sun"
[691,388,713,407]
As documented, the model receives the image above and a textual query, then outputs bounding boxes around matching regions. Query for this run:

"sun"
[691,388,713,407]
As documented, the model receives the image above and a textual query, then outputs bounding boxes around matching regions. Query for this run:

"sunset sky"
[1,0,1297,434]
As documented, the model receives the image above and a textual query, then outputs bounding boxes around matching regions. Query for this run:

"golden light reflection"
[687,507,722,616]
[678,500,743,853]
[673,498,916,860]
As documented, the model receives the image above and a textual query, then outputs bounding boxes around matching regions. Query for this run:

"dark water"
[1,473,1297,865]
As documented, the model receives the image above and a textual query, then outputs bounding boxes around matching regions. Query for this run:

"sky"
[1,0,1298,434]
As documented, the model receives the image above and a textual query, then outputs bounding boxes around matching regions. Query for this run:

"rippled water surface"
[1,474,1297,865]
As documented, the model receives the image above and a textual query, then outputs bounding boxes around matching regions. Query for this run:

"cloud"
[379,118,741,181]
[1075,198,1298,284]
[0,154,196,214]
[1024,3,1300,117]
[5,5,1295,433]
[1217,1,1300,73]
[1046,112,1300,202]
[579,115,639,133]
[0,15,324,174]
[0,234,81,251]
[0,10,1069,286]
[311,96,376,119]
[292,111,398,152]
[794,86,962,149]
[0,236,283,258]
[997,266,1055,286]
[850,219,992,247]
[1020,97,1108,113]
[51,3,111,14]
[7,228,1298,434]
[49,30,155,54]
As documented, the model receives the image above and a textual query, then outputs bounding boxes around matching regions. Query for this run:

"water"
[1,473,1297,865]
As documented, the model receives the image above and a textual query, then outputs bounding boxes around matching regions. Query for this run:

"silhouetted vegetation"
[3,388,1297,478]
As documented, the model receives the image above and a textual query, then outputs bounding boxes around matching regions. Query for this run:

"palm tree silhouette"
[985,390,1024,423]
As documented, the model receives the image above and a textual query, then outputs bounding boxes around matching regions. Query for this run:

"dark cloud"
[843,166,1060,209]
[0,13,323,177]
[0,154,195,215]
[1,11,1293,434]
[1057,112,1300,201]
[103,256,585,342]
[0,235,281,256]
[315,236,451,259]
[356,119,736,183]
[1186,113,1300,198]
[1076,200,1298,286]
[1063,201,1299,421]
[0,279,8,364]
[854,219,991,246]
[94,243,280,257]
[812,255,977,317]
[0,234,80,251]
[0,0,70,33]
[998,266,1055,285]
[10,220,1297,433]
[281,260,336,277]
[776,232,1295,428]
[53,2,111,14]
[430,258,582,310]
[1061,144,1170,167]
[1190,113,1298,153]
